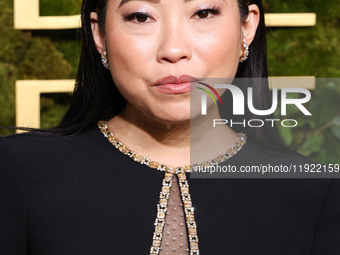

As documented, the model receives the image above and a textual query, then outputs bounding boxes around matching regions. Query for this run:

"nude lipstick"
[152,75,200,94]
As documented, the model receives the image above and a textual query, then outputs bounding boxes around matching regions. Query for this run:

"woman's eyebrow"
[118,0,224,9]
[119,0,160,7]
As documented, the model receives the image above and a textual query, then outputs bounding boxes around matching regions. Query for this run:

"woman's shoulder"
[0,126,107,169]
[1,131,69,158]
[2,125,104,147]
[0,134,18,171]
[239,137,317,164]
[2,130,62,147]
[0,131,65,173]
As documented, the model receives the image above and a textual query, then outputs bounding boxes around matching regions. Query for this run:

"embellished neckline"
[97,120,247,255]
[97,120,247,174]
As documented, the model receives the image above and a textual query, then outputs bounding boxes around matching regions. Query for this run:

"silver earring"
[239,41,249,63]
[101,50,110,69]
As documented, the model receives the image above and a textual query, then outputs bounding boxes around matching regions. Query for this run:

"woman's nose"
[156,22,192,64]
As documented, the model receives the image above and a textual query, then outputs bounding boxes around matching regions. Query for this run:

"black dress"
[1,124,339,255]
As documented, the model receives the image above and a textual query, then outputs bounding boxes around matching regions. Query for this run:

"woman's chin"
[152,111,208,125]
[155,114,191,124]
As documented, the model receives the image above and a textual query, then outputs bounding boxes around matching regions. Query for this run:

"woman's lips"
[153,82,199,94]
[152,75,201,94]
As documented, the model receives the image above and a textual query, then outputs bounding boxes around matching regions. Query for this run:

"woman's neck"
[107,104,238,167]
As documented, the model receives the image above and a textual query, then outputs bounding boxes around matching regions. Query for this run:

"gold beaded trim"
[149,171,198,255]
[178,172,198,255]
[97,120,247,255]
[150,172,174,254]
[97,121,247,173]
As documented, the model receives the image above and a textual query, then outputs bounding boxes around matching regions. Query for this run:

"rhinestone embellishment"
[239,41,249,63]
[98,121,246,174]
[97,121,247,255]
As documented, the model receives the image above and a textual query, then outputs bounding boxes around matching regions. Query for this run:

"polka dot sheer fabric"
[159,175,189,255]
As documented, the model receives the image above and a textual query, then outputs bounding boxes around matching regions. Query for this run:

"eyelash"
[123,6,221,23]
[194,5,221,19]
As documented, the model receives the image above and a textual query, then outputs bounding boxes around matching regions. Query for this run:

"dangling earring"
[101,50,110,69]
[239,41,249,63]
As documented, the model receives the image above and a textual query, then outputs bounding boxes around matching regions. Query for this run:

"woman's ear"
[90,12,105,55]
[241,4,260,46]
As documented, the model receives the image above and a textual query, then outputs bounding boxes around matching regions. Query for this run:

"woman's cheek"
[113,35,156,75]
[194,30,239,77]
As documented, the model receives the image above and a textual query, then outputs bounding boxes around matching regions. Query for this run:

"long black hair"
[54,0,292,153]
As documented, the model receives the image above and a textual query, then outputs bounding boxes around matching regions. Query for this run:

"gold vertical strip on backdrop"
[15,80,74,133]
[13,0,81,30]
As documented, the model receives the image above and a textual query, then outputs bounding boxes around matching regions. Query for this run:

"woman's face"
[91,0,259,122]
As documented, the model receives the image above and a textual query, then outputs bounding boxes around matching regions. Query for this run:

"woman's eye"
[123,7,221,23]
[123,13,152,23]
[193,8,221,19]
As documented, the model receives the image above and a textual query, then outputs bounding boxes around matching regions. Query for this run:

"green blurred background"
[0,0,339,163]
